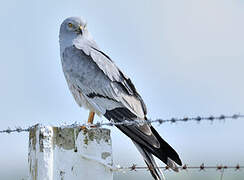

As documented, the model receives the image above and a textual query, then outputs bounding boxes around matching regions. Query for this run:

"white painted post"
[28,124,113,180]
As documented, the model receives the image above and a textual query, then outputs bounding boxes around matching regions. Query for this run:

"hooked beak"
[79,25,83,31]
[75,25,83,35]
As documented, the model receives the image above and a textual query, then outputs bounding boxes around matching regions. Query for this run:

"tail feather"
[105,109,182,178]
[133,141,165,180]
[167,157,179,172]
[149,126,182,167]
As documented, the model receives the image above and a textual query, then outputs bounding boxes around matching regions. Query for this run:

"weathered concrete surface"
[28,124,113,180]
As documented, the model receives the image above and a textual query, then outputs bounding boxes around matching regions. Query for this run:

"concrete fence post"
[28,124,113,180]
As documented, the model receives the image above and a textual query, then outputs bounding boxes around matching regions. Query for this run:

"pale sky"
[0,0,244,179]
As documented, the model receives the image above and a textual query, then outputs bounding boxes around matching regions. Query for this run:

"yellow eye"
[68,23,73,28]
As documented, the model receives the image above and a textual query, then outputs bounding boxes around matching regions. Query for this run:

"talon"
[80,126,87,130]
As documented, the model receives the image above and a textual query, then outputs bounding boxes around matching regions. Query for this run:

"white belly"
[66,79,102,116]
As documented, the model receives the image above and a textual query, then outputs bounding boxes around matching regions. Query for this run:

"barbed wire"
[0,126,31,134]
[0,113,243,134]
[115,163,244,172]
[114,163,244,180]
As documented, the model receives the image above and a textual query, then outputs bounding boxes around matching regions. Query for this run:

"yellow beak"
[79,25,83,31]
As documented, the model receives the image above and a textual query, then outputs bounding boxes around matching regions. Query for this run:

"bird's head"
[59,17,98,55]
[60,17,87,37]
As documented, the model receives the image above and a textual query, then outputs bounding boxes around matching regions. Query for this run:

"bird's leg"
[80,111,95,130]
[88,111,95,124]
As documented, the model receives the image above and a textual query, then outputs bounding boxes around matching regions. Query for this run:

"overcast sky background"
[0,0,244,179]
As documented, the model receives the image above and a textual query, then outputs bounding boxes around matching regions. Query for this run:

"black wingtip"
[178,158,183,166]
[149,126,182,166]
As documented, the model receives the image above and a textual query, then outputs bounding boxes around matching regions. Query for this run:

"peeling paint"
[60,170,65,180]
[101,152,111,160]
[83,135,89,145]
[29,125,37,150]
[53,127,75,150]
[82,128,111,145]
[28,125,113,180]
[39,132,44,152]
[75,128,81,140]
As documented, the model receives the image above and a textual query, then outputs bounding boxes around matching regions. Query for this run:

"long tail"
[104,109,182,179]
[148,126,182,171]
[133,141,165,180]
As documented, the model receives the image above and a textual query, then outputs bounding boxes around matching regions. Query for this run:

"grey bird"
[59,17,182,180]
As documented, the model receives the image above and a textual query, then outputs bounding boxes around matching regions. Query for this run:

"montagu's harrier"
[59,17,182,180]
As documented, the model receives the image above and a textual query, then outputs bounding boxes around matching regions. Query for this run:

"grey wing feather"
[90,47,147,116]
[73,43,147,117]
[62,45,160,147]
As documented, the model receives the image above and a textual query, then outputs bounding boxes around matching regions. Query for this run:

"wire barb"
[0,113,244,134]
[0,126,31,134]
[117,163,244,172]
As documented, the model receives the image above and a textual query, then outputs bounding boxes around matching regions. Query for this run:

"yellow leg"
[80,111,95,130]
[88,111,95,124]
